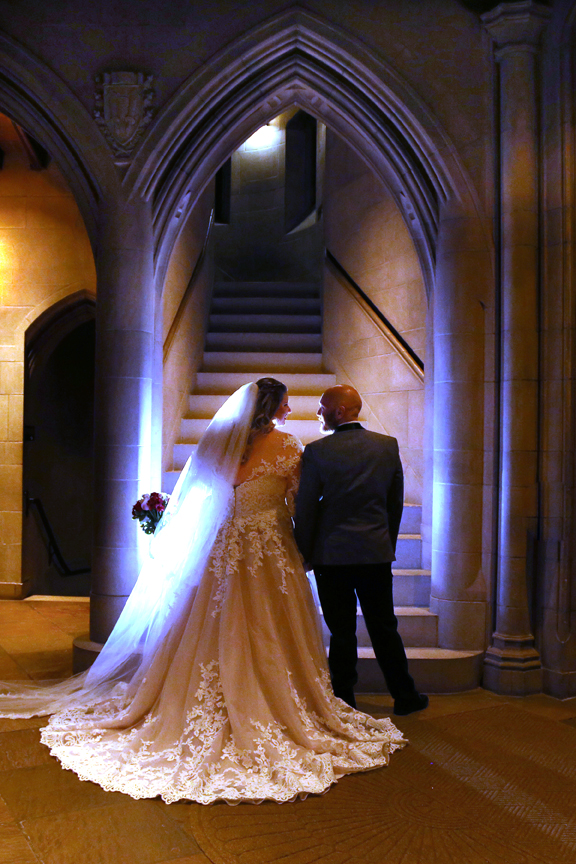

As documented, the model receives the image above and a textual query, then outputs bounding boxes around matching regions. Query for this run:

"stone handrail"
[324,249,425,383]
[163,209,214,362]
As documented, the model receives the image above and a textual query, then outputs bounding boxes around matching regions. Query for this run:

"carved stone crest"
[94,72,154,159]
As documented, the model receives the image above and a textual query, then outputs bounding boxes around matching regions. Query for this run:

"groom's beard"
[319,411,338,434]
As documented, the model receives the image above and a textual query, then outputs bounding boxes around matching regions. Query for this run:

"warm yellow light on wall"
[0,237,14,290]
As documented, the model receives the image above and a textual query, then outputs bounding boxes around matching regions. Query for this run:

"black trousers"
[314,562,417,706]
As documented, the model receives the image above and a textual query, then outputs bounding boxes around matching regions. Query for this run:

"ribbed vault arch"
[0,32,118,248]
[128,8,474,297]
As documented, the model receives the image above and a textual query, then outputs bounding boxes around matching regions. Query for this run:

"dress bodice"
[232,431,303,522]
[234,473,290,520]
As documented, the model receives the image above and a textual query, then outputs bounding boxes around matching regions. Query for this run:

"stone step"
[186,393,358,421]
[214,281,320,298]
[391,569,431,607]
[211,297,321,314]
[202,351,326,373]
[395,534,422,570]
[356,647,484,694]
[399,504,421,535]
[174,419,322,463]
[318,607,437,649]
[377,607,437,647]
[208,314,322,334]
[196,371,336,394]
[205,332,322,352]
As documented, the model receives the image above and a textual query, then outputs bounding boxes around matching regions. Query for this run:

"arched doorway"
[0,102,100,599]
[23,294,96,596]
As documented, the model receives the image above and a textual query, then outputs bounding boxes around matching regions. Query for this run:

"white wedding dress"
[0,386,406,804]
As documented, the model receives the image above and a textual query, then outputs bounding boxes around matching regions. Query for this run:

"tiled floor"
[0,597,575,864]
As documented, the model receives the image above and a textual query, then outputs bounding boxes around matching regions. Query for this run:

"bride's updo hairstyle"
[241,377,287,463]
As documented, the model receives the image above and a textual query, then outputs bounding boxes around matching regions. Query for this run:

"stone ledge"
[356,646,484,693]
[542,667,576,700]
[0,581,31,600]
[72,638,103,674]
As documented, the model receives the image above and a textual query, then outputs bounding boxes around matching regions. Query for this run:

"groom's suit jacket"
[294,423,404,567]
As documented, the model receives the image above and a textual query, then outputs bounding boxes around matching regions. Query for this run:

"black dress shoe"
[393,693,429,716]
[334,688,356,709]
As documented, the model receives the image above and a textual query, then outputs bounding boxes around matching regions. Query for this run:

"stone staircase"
[164,279,482,693]
[352,505,482,694]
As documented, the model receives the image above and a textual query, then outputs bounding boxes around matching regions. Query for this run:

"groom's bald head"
[317,385,362,432]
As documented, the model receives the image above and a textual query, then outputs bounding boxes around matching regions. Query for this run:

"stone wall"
[162,185,214,474]
[322,131,427,505]
[0,113,96,597]
[0,1,488,203]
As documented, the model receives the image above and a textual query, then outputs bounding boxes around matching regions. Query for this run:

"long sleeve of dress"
[284,436,304,517]
[293,446,322,563]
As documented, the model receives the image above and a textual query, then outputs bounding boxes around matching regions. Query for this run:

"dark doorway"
[23,317,95,595]
[214,158,232,224]
[285,110,317,232]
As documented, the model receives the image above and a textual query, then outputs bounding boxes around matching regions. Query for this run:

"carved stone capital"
[482,1,551,54]
[94,71,154,161]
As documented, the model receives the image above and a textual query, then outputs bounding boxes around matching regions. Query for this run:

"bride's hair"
[241,377,287,463]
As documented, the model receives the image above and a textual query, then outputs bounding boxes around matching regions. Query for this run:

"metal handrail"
[24,492,90,577]
[325,249,425,382]
[163,209,215,362]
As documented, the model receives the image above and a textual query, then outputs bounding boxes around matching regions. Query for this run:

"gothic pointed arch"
[0,31,119,247]
[127,8,482,296]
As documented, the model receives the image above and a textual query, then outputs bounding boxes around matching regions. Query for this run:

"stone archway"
[0,34,158,636]
[127,8,494,670]
[0,82,103,599]
[0,31,118,248]
[128,9,473,292]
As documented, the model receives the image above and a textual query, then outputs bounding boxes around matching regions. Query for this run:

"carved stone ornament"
[94,71,154,158]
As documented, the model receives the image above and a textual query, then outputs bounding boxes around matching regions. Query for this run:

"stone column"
[482,1,551,694]
[74,196,156,667]
[430,200,492,654]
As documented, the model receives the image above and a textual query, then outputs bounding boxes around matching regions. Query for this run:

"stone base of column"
[90,593,130,644]
[73,638,103,674]
[483,632,542,695]
[542,668,576,699]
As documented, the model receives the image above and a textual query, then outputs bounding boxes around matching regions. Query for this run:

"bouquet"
[132,492,170,535]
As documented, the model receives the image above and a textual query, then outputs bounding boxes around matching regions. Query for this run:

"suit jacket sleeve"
[294,445,322,562]
[387,440,404,552]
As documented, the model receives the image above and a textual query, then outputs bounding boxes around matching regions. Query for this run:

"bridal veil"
[0,382,259,718]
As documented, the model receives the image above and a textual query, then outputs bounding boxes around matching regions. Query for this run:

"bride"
[0,377,405,804]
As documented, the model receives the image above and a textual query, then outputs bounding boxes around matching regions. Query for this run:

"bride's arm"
[283,435,304,517]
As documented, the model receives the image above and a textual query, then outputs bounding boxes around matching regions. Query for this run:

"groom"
[294,385,428,716]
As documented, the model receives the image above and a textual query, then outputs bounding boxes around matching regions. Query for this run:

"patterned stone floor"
[0,597,574,864]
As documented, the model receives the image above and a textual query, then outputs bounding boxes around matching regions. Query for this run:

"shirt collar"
[334,422,363,433]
